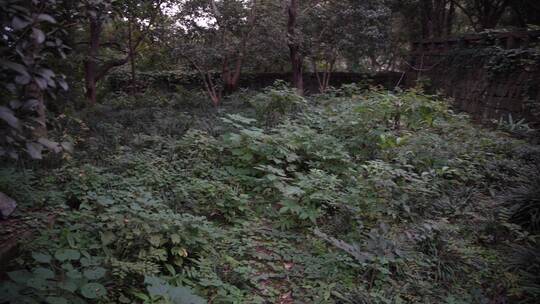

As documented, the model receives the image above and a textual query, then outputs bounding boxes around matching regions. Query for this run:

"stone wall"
[405,31,540,126]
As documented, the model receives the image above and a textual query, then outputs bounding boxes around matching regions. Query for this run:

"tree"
[0,0,69,159]
[419,0,456,39]
[214,0,258,94]
[118,0,168,93]
[305,0,391,92]
[452,0,511,31]
[286,0,303,95]
[77,0,165,104]
[175,0,260,106]
[506,0,540,28]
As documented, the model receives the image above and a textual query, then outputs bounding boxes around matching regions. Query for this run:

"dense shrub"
[1,85,539,303]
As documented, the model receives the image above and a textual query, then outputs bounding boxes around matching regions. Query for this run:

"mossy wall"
[406,31,540,127]
[108,71,403,95]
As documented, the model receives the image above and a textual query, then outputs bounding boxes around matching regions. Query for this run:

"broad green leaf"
[97,196,114,206]
[101,231,116,245]
[38,137,62,153]
[11,16,30,30]
[7,270,32,284]
[83,267,106,280]
[55,249,80,262]
[168,286,207,304]
[0,60,29,77]
[149,234,162,247]
[33,267,55,279]
[80,282,107,299]
[45,296,68,304]
[170,234,181,244]
[144,276,168,297]
[66,269,83,279]
[0,106,21,130]
[26,142,43,159]
[32,27,46,44]
[27,277,49,290]
[37,14,56,24]
[118,294,131,303]
[58,279,78,293]
[15,74,31,85]
[57,76,68,91]
[0,281,21,299]
[61,141,74,153]
[144,276,206,304]
[32,252,52,264]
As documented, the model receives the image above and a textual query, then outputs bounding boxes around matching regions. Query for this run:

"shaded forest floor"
[1,84,540,304]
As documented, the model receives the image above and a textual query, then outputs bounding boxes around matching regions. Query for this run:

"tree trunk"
[84,16,101,104]
[452,0,510,31]
[421,0,454,39]
[287,0,303,95]
[221,1,256,95]
[290,49,303,95]
[204,73,221,107]
[84,15,133,104]
[313,59,335,93]
[128,16,136,94]
[230,55,242,92]
[421,0,434,39]
[222,56,240,95]
[221,55,243,94]
[477,0,510,30]
[446,0,455,36]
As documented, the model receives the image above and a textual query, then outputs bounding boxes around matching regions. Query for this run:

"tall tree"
[452,0,511,31]
[508,0,540,28]
[286,0,303,95]
[119,0,167,93]
[176,0,260,105]
[78,0,164,104]
[420,0,456,39]
[305,0,391,92]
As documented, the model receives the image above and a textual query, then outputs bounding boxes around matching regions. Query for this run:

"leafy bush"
[249,81,307,127]
[505,168,540,233]
[497,114,536,138]
[0,167,41,207]
[507,241,540,303]
[1,204,217,303]
[2,87,540,303]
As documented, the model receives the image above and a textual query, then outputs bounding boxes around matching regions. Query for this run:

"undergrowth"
[1,83,539,303]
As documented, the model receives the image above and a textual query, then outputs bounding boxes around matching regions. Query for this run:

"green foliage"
[507,241,540,303]
[136,276,206,304]
[0,167,40,206]
[504,167,540,233]
[173,177,250,222]
[249,81,307,127]
[1,232,108,303]
[276,169,342,226]
[497,114,535,137]
[0,0,69,159]
[1,203,218,303]
[2,86,539,303]
[446,44,540,80]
